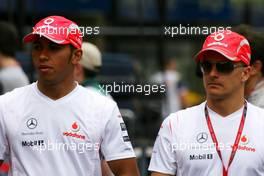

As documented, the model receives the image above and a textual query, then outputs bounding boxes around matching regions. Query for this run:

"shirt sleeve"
[148,116,177,175]
[0,96,8,160]
[100,102,135,161]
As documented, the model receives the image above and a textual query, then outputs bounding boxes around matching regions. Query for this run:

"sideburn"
[68,45,76,64]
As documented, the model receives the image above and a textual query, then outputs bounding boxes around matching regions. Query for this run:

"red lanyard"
[204,102,247,176]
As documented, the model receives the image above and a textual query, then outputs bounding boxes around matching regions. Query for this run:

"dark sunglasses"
[200,61,245,74]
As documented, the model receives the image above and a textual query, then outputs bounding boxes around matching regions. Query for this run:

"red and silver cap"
[195,30,251,65]
[23,15,83,49]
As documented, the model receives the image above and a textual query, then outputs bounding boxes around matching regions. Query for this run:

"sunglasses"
[200,61,245,74]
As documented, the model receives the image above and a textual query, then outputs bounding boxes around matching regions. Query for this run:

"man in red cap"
[149,30,264,176]
[0,15,139,176]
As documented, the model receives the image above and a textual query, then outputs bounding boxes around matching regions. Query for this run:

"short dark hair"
[83,68,98,78]
[234,25,264,75]
[0,21,19,57]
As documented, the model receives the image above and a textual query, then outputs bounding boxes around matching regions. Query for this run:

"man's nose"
[208,64,219,77]
[39,48,49,61]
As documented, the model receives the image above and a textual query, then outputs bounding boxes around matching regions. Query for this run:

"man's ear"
[241,65,251,82]
[250,60,262,76]
[71,49,83,64]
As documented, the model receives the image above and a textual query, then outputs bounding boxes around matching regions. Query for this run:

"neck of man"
[37,76,77,100]
[206,90,245,117]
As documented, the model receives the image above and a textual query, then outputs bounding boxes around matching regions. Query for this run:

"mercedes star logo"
[26,118,38,129]
[196,132,208,143]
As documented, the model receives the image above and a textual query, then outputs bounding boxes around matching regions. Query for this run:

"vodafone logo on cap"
[211,32,225,41]
[207,31,229,48]
[44,18,54,25]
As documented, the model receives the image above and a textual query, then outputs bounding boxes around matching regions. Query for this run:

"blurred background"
[0,0,264,175]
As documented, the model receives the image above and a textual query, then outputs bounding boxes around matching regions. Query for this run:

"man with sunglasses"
[149,30,264,176]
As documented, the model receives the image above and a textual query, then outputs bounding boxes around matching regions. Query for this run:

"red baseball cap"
[23,15,83,49]
[195,30,251,65]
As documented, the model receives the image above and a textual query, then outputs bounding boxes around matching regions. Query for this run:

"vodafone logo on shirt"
[63,122,86,140]
[231,135,256,152]
[238,135,255,152]
[240,135,249,145]
[71,122,80,132]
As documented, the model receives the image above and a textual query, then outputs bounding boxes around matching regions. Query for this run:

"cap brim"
[23,32,68,44]
[195,47,238,63]
[23,33,38,43]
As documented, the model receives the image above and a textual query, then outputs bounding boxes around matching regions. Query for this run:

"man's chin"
[38,78,58,86]
[206,92,226,100]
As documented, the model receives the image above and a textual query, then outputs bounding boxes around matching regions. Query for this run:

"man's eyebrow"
[32,41,40,45]
[49,42,65,47]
